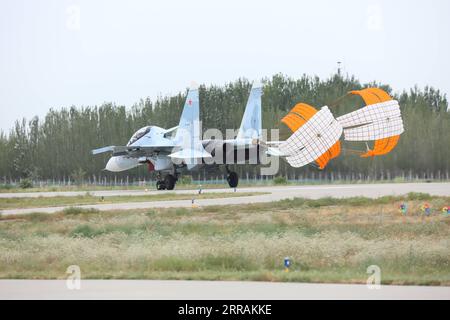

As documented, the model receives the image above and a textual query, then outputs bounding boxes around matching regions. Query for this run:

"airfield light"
[399,203,408,215]
[284,257,291,272]
[421,203,431,216]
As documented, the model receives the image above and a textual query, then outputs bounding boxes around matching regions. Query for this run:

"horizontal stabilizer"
[266,147,286,157]
[163,126,179,134]
[260,140,284,147]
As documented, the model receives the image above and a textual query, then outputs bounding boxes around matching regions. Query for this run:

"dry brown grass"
[0,194,449,284]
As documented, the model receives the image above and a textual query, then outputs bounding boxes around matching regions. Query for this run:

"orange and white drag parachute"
[336,88,404,157]
[278,104,342,169]
[272,87,404,169]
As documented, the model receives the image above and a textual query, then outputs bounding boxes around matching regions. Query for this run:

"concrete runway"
[1,280,449,300]
[1,183,449,216]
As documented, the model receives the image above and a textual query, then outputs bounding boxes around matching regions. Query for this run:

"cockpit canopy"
[127,126,151,146]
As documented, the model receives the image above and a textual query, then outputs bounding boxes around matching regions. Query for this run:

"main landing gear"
[156,173,177,190]
[226,166,239,188]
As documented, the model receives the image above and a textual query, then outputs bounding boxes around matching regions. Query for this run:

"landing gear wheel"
[156,180,166,190]
[227,171,239,188]
[164,174,176,190]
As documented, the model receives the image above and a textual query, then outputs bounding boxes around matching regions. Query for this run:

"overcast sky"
[0,0,449,132]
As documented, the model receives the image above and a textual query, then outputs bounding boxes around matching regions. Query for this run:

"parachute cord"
[309,162,320,170]
[328,93,351,108]
[342,148,365,155]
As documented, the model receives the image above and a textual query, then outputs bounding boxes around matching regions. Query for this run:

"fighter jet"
[93,83,404,190]
[92,82,263,190]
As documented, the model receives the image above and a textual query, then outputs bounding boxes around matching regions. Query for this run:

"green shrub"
[273,176,288,185]
[178,175,192,185]
[70,168,86,186]
[19,179,33,189]
[406,192,433,201]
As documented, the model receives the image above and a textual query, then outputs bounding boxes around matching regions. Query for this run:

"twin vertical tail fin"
[174,83,200,143]
[169,83,211,162]
[236,82,263,141]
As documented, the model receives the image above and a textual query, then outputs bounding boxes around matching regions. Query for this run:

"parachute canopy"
[281,103,318,132]
[275,87,404,169]
[336,100,404,141]
[338,88,404,157]
[280,106,342,169]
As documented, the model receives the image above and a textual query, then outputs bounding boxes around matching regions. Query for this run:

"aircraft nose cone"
[105,156,139,172]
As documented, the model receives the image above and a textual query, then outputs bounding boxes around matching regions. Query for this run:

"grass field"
[0,193,449,285]
[0,183,231,193]
[0,192,265,210]
[1,178,447,193]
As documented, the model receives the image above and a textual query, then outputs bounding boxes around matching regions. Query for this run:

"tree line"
[0,73,448,182]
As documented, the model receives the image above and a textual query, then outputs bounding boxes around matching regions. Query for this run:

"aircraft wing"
[91,145,174,158]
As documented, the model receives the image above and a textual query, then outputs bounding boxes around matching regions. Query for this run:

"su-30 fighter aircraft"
[92,82,264,190]
[93,83,405,190]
